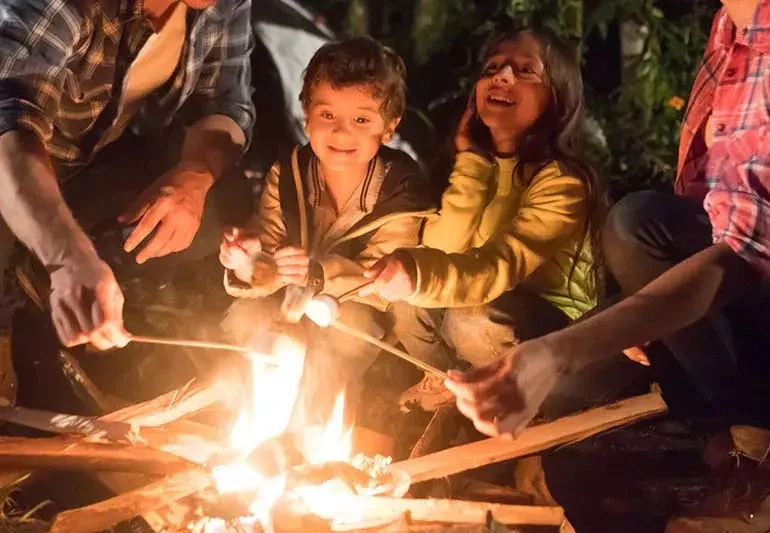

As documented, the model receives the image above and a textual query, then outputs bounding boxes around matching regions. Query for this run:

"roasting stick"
[128,334,277,365]
[331,320,449,380]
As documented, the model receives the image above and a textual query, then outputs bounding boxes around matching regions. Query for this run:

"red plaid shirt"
[677,1,770,278]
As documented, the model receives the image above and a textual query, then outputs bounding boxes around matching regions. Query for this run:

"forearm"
[0,130,96,267]
[180,115,246,180]
[550,242,759,372]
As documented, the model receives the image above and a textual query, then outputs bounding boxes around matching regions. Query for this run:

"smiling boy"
[219,37,433,420]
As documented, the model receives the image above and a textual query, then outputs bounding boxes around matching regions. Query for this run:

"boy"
[219,37,434,422]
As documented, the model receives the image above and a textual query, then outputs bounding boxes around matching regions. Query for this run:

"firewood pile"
[0,372,667,533]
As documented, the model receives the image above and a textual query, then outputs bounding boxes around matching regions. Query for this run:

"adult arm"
[122,0,256,262]
[448,124,770,436]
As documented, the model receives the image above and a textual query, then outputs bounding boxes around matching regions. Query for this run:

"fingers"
[118,188,154,226]
[50,280,129,350]
[134,222,175,264]
[359,255,414,301]
[275,247,309,285]
[220,241,250,270]
[124,198,171,253]
[623,346,651,366]
[94,279,130,348]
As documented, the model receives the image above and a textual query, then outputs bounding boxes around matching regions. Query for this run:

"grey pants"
[389,287,571,369]
[390,289,644,419]
[603,191,770,424]
[222,293,385,427]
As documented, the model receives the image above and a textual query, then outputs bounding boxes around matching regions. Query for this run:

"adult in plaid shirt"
[444,0,770,437]
[0,0,255,350]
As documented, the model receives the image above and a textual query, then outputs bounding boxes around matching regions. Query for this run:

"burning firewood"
[0,436,192,474]
[49,468,215,533]
[303,494,566,528]
[392,390,667,484]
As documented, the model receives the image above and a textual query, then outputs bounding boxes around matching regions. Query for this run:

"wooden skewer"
[336,279,376,301]
[128,335,278,366]
[331,320,449,380]
[129,334,251,353]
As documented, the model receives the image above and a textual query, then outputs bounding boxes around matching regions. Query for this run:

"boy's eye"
[320,111,334,120]
[354,117,371,125]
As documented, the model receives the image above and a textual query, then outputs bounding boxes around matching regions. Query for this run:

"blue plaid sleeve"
[0,0,80,146]
[185,0,256,148]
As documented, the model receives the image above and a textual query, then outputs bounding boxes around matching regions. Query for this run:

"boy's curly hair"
[300,36,407,122]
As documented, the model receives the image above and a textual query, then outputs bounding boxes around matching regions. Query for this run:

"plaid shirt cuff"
[0,98,51,144]
[706,187,770,278]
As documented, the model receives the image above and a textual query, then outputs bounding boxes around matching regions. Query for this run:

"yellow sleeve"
[319,215,423,309]
[252,161,287,255]
[406,169,587,308]
[422,152,495,252]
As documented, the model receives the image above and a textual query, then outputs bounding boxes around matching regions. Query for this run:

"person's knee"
[604,191,667,251]
[443,307,515,366]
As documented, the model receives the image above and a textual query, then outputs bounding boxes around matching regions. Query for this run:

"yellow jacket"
[404,152,596,320]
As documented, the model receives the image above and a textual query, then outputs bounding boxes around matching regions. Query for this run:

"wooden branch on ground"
[102,376,238,428]
[392,391,667,483]
[307,495,566,527]
[0,437,191,474]
[0,405,229,464]
[92,379,237,531]
[50,468,214,533]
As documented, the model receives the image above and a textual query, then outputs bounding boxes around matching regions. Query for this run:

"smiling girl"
[363,29,606,411]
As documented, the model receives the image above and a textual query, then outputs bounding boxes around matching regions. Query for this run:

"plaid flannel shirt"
[0,0,255,169]
[677,1,770,278]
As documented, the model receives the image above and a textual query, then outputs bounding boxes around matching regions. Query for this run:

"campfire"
[0,297,669,532]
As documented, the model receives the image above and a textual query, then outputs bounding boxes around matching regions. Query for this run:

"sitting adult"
[0,0,255,350]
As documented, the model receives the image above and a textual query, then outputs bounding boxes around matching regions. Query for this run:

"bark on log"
[307,495,566,527]
[50,468,214,533]
[0,436,191,474]
[392,391,667,483]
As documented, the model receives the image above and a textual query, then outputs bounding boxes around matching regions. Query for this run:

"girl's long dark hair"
[471,28,606,299]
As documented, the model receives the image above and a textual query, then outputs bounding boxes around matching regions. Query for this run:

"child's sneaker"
[398,373,454,413]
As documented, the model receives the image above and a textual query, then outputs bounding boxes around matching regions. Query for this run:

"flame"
[211,331,359,527]
[304,391,353,465]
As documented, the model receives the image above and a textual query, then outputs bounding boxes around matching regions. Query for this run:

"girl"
[362,28,607,414]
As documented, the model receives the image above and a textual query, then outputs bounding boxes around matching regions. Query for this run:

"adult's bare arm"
[0,131,129,349]
[446,242,759,436]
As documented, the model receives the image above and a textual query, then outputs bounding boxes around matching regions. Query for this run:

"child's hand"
[360,251,417,302]
[454,88,484,155]
[219,227,262,282]
[274,246,310,286]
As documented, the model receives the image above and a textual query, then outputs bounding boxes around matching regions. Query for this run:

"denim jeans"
[603,191,770,425]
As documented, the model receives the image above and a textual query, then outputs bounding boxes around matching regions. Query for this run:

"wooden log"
[92,379,238,532]
[392,391,667,483]
[102,376,238,428]
[0,436,191,474]
[305,495,566,527]
[0,405,228,464]
[50,468,214,533]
